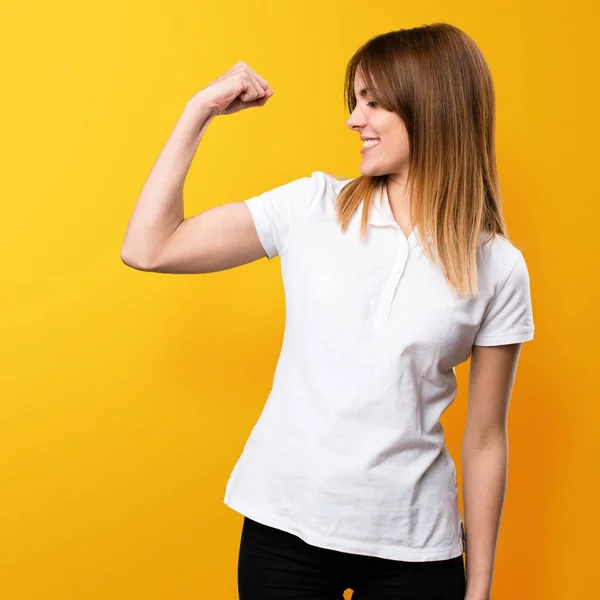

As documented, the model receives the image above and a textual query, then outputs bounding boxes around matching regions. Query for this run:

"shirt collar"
[369,183,430,254]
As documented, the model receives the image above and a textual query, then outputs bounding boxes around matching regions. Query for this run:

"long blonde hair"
[337,23,506,298]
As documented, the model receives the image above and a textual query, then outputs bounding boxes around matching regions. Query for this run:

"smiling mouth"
[361,141,380,154]
[362,139,380,148]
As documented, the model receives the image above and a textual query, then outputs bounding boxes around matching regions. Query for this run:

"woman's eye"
[366,101,377,108]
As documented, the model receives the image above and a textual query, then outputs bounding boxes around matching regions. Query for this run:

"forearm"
[121,94,215,268]
[461,432,508,599]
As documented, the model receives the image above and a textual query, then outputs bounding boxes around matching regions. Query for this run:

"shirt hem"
[223,495,464,562]
[472,327,534,346]
[244,198,278,259]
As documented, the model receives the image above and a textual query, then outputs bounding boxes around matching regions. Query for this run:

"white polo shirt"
[223,170,534,561]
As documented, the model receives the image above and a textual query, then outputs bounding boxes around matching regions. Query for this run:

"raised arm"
[120,62,274,273]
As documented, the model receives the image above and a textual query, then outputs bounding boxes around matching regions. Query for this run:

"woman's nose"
[347,106,366,130]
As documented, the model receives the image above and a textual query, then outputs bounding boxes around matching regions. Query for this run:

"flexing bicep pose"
[122,25,534,600]
[120,61,273,274]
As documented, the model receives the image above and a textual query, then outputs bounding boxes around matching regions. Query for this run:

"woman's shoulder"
[478,231,528,264]
[298,171,356,204]
[476,231,532,296]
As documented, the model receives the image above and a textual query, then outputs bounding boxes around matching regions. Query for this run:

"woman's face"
[346,72,410,178]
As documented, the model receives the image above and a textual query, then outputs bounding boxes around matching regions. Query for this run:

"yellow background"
[1,1,598,598]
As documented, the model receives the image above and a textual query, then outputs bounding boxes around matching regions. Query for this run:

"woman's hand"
[189,60,274,117]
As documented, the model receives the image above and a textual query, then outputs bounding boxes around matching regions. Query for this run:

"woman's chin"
[359,162,383,176]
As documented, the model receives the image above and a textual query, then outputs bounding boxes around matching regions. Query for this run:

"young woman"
[121,22,534,600]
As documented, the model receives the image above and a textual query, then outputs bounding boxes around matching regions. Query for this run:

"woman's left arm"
[461,342,523,600]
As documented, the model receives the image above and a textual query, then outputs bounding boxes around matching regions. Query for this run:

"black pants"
[238,517,466,599]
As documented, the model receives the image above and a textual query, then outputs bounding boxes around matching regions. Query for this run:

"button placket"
[373,234,410,326]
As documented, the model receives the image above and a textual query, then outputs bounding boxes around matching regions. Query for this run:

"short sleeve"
[243,171,326,259]
[473,250,535,346]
